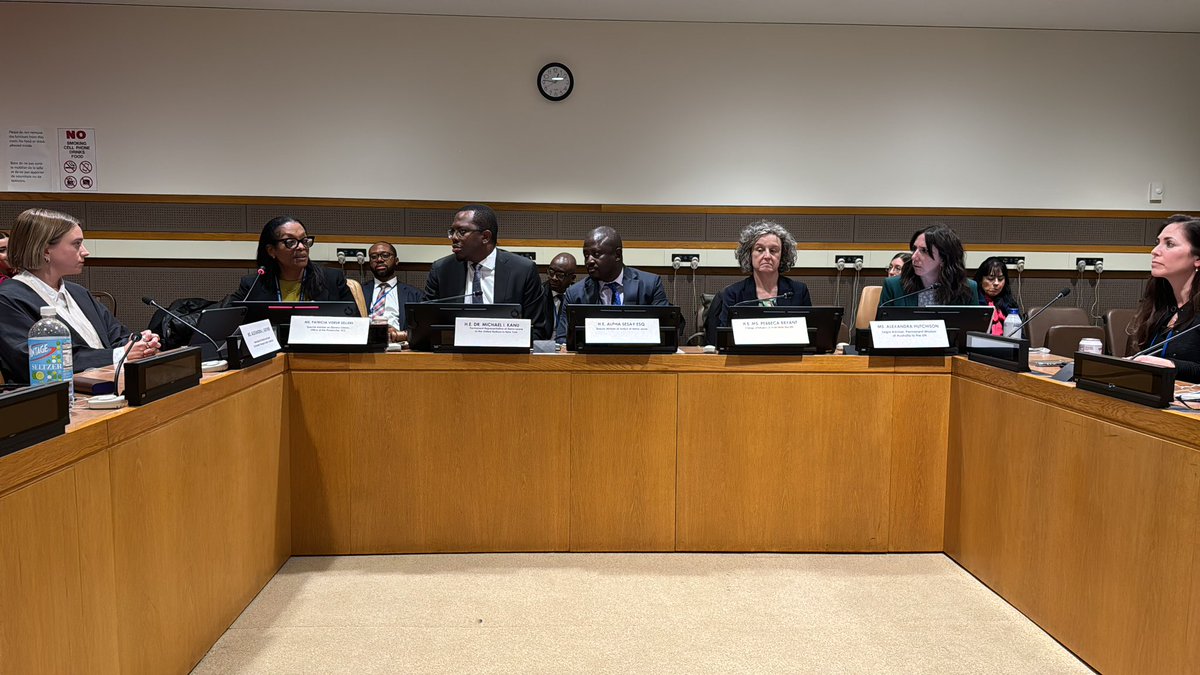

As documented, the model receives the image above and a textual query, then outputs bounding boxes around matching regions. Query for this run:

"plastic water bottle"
[28,306,74,403]
[1003,308,1022,339]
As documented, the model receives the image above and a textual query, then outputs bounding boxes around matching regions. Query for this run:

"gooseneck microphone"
[878,282,941,307]
[421,293,479,303]
[732,292,794,307]
[1128,318,1200,359]
[112,332,141,391]
[244,267,266,299]
[1008,287,1072,337]
[142,297,227,370]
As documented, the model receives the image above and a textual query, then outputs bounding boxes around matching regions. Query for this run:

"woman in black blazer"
[1131,215,1200,382]
[706,220,812,345]
[0,208,161,382]
[231,216,354,304]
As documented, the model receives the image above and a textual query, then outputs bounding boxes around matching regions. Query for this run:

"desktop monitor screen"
[564,304,682,354]
[874,305,992,354]
[405,302,524,352]
[718,305,845,355]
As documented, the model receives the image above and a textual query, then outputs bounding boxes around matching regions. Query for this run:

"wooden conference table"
[0,351,1196,674]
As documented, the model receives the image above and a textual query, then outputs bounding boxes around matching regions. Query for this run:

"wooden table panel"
[947,377,1200,675]
[109,376,288,674]
[676,373,893,551]
[569,373,677,551]
[888,375,949,551]
[348,372,571,553]
[289,371,354,554]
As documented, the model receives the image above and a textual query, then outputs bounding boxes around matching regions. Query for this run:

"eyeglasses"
[368,252,396,261]
[547,270,573,280]
[277,236,315,249]
[447,227,482,240]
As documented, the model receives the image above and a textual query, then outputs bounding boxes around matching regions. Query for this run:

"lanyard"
[276,278,306,302]
[371,283,395,314]
[1162,328,1175,358]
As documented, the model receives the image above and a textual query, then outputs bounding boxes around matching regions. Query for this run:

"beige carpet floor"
[193,553,1090,674]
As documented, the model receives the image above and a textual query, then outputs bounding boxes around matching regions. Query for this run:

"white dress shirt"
[15,272,105,348]
[465,248,498,304]
[369,276,401,330]
[600,268,625,305]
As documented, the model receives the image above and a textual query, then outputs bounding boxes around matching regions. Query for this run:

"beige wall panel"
[347,372,571,553]
[109,377,288,674]
[677,373,892,551]
[888,375,949,551]
[947,377,1199,674]
[570,373,677,551]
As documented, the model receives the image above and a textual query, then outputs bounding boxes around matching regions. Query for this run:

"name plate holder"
[0,382,70,458]
[124,347,203,406]
[1073,352,1176,408]
[965,331,1030,372]
[451,317,532,354]
[864,320,956,356]
[280,319,387,354]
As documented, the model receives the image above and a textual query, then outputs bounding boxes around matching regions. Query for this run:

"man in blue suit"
[556,226,672,342]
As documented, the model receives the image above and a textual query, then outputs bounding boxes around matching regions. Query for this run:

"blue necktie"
[471,264,483,304]
[606,282,622,306]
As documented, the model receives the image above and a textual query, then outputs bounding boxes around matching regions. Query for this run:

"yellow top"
[278,278,302,302]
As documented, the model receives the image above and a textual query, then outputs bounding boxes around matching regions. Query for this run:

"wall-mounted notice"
[57,128,97,191]
[6,128,51,191]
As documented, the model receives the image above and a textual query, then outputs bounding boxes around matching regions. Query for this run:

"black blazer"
[231,266,354,303]
[1143,314,1200,383]
[555,266,671,341]
[362,277,425,329]
[424,249,549,340]
[0,279,132,382]
[706,276,813,345]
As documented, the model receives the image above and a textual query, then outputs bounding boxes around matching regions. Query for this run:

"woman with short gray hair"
[705,220,812,344]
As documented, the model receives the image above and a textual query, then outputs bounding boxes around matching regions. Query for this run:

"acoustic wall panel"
[854,216,1002,244]
[559,212,706,241]
[1001,217,1147,246]
[245,206,404,237]
[0,201,85,228]
[705,215,854,243]
[84,202,247,233]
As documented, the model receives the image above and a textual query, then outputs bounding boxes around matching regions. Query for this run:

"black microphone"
[112,332,141,394]
[732,292,793,307]
[879,282,941,307]
[243,267,266,299]
[142,297,223,360]
[421,293,479,303]
[1128,318,1200,359]
[1009,287,1071,337]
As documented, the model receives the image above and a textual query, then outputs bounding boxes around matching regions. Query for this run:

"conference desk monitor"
[0,382,70,458]
[231,300,385,354]
[405,302,528,353]
[716,305,844,355]
[856,305,994,356]
[565,304,683,354]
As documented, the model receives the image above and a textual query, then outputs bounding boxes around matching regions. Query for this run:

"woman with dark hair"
[974,257,1021,336]
[887,252,910,277]
[1130,215,1200,381]
[706,220,812,344]
[231,216,354,304]
[880,224,984,307]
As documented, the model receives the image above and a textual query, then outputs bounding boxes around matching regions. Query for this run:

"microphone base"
[201,360,229,373]
[87,394,127,410]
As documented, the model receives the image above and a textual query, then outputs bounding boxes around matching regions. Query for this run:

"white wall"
[2,3,1197,209]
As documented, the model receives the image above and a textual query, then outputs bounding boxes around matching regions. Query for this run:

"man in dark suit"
[541,252,577,340]
[364,241,424,343]
[424,204,549,340]
[556,226,672,341]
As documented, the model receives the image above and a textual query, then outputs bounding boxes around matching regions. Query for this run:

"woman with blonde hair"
[0,208,160,383]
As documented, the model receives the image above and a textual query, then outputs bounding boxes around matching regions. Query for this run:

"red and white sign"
[57,128,97,191]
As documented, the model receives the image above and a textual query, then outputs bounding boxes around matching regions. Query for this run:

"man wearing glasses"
[364,241,424,343]
[424,204,549,339]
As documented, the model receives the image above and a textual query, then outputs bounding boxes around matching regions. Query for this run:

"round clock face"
[538,62,573,101]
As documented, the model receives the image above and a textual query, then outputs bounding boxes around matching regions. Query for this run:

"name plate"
[453,317,532,348]
[869,319,949,349]
[238,319,281,358]
[288,316,370,345]
[585,317,661,344]
[732,317,809,345]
